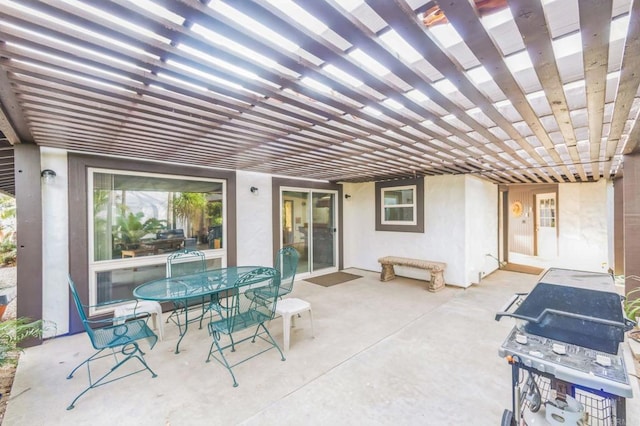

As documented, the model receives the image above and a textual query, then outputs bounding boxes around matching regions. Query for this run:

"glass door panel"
[281,189,337,276]
[282,191,310,275]
[311,192,335,272]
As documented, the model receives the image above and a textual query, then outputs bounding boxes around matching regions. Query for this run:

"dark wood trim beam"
[14,143,43,346]
[0,45,32,144]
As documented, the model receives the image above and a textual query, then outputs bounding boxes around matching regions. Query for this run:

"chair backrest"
[166,249,206,277]
[68,275,96,340]
[275,246,299,296]
[222,267,280,334]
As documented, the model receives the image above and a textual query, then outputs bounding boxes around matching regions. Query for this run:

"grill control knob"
[596,354,612,367]
[552,344,566,355]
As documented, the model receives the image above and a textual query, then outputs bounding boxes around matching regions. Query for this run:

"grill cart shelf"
[495,268,634,425]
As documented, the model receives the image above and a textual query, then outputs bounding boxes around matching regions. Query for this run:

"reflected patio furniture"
[206,267,285,387]
[165,249,207,333]
[208,225,223,249]
[133,266,268,354]
[66,275,157,410]
[121,246,156,258]
[145,228,186,253]
[247,246,299,303]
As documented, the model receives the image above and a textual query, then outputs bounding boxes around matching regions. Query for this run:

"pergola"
[1,0,639,198]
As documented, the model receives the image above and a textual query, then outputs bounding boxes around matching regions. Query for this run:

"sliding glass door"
[281,188,337,276]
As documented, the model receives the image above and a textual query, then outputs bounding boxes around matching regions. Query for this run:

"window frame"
[68,153,237,333]
[87,167,227,314]
[375,177,424,233]
[380,184,417,226]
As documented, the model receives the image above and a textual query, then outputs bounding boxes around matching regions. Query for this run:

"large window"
[89,169,226,308]
[375,177,424,233]
[91,170,224,260]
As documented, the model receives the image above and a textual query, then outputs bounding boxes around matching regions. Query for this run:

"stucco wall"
[557,180,611,271]
[342,175,495,288]
[508,180,613,272]
[37,154,615,335]
[235,171,273,267]
[41,148,70,337]
[465,176,499,283]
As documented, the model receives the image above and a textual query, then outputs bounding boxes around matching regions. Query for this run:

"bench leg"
[380,264,396,281]
[428,270,445,292]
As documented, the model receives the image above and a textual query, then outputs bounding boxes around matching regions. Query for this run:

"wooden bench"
[377,256,446,292]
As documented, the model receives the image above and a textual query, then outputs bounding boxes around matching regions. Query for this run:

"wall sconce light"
[40,169,56,184]
[345,194,351,199]
[250,186,259,195]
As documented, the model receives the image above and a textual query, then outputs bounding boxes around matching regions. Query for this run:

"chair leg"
[206,334,238,387]
[67,343,157,410]
[250,323,286,360]
[67,348,107,380]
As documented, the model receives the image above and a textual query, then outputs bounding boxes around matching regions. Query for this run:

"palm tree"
[113,211,165,249]
[173,193,207,238]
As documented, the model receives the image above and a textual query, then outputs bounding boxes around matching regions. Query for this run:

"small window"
[375,177,424,233]
[382,186,417,225]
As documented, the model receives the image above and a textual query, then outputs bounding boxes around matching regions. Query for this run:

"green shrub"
[0,318,43,366]
[0,233,16,266]
[624,287,640,323]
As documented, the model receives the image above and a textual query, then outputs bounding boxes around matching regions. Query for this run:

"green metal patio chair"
[247,246,299,304]
[165,248,209,331]
[206,267,285,387]
[66,275,157,410]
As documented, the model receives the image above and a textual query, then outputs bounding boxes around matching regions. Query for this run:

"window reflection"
[92,171,224,261]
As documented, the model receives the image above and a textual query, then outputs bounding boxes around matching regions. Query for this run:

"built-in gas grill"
[495,268,635,425]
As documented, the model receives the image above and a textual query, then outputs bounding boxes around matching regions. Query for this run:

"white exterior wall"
[36,155,615,335]
[465,176,499,284]
[342,175,495,287]
[41,148,69,337]
[557,180,611,272]
[235,171,273,267]
[425,175,466,286]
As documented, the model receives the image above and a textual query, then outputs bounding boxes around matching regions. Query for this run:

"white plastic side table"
[275,298,314,351]
[114,300,164,341]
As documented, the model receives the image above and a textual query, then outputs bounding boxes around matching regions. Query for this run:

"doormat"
[502,263,544,275]
[305,272,362,287]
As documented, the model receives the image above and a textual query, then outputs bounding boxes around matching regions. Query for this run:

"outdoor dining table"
[133,265,273,354]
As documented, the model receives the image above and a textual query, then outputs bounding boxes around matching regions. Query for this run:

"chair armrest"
[81,299,152,324]
[97,298,139,308]
[80,298,139,311]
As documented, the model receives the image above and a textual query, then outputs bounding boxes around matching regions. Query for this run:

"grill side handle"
[620,294,637,331]
[528,308,635,331]
[624,317,636,331]
[495,293,528,321]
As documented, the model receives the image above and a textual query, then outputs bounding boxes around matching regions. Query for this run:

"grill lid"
[495,269,634,354]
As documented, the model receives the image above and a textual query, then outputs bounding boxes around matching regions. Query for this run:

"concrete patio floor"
[4,269,640,425]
